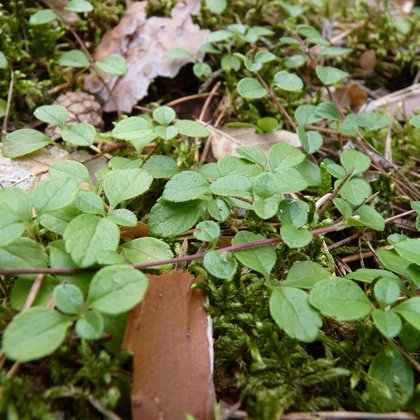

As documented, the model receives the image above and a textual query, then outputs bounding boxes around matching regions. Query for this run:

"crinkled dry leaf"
[333,83,368,111]
[123,272,215,420]
[210,127,300,161]
[85,0,209,113]
[360,83,420,119]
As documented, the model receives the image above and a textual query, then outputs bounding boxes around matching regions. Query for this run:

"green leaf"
[49,240,92,292]
[236,146,266,166]
[73,191,104,215]
[253,172,280,198]
[142,155,179,179]
[64,214,120,267]
[359,113,390,132]
[3,128,51,158]
[270,287,322,342]
[298,128,323,154]
[193,62,212,78]
[120,237,174,271]
[367,345,414,411]
[204,251,237,280]
[62,123,96,146]
[166,48,190,58]
[315,102,340,121]
[278,199,309,228]
[395,239,420,265]
[257,117,279,133]
[0,238,47,271]
[339,178,371,205]
[175,120,210,137]
[31,178,79,214]
[205,0,227,14]
[104,168,153,209]
[315,66,348,85]
[210,175,252,197]
[65,0,93,12]
[346,268,400,283]
[221,54,241,71]
[96,55,127,76]
[394,297,420,330]
[34,105,67,126]
[253,195,280,219]
[148,199,202,237]
[108,209,137,227]
[268,143,305,169]
[347,205,385,231]
[273,71,304,91]
[340,150,371,175]
[155,125,178,141]
[88,265,148,315]
[274,167,308,193]
[0,51,8,69]
[163,171,209,202]
[152,106,176,126]
[49,160,90,183]
[232,231,276,278]
[3,308,71,362]
[281,224,313,249]
[0,211,24,247]
[318,47,352,57]
[53,284,84,315]
[237,77,267,99]
[109,157,141,170]
[409,115,420,128]
[377,249,411,278]
[218,156,256,177]
[208,30,233,43]
[10,276,58,311]
[284,261,331,289]
[194,221,220,242]
[40,206,82,236]
[309,278,373,321]
[75,311,104,340]
[29,9,57,25]
[58,49,90,68]
[112,116,154,140]
[374,277,400,306]
[372,310,402,338]
[295,104,321,126]
[207,199,230,222]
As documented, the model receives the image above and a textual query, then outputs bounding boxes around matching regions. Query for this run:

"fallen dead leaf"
[360,83,420,119]
[334,83,368,111]
[120,222,149,242]
[359,50,377,72]
[85,0,209,113]
[210,127,300,160]
[123,272,215,420]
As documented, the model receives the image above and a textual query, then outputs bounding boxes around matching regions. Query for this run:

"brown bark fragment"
[123,272,215,420]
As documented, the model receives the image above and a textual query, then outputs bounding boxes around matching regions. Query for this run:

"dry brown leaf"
[359,50,376,72]
[334,83,368,111]
[360,83,420,119]
[120,222,149,242]
[85,0,209,113]
[123,272,215,420]
[210,127,300,161]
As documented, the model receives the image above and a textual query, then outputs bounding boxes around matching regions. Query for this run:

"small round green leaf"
[315,66,348,85]
[29,9,57,25]
[372,309,402,338]
[62,123,96,146]
[394,297,420,330]
[53,284,84,315]
[3,307,71,362]
[280,224,313,249]
[88,265,148,315]
[374,277,400,307]
[270,287,322,342]
[273,71,304,91]
[409,115,420,128]
[175,120,210,137]
[34,105,67,126]
[75,311,104,340]
[194,221,220,242]
[204,251,237,280]
[309,278,373,321]
[153,106,176,126]
[65,0,93,12]
[284,261,331,289]
[112,116,154,140]
[96,55,127,76]
[340,150,371,175]
[58,50,90,68]
[268,143,305,169]
[163,171,209,202]
[237,77,267,99]
[142,155,179,179]
[3,128,51,158]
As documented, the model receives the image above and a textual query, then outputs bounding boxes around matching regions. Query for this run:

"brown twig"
[0,224,343,276]
[1,71,14,141]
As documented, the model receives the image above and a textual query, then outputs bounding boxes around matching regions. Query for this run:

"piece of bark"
[85,0,209,113]
[123,272,215,420]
